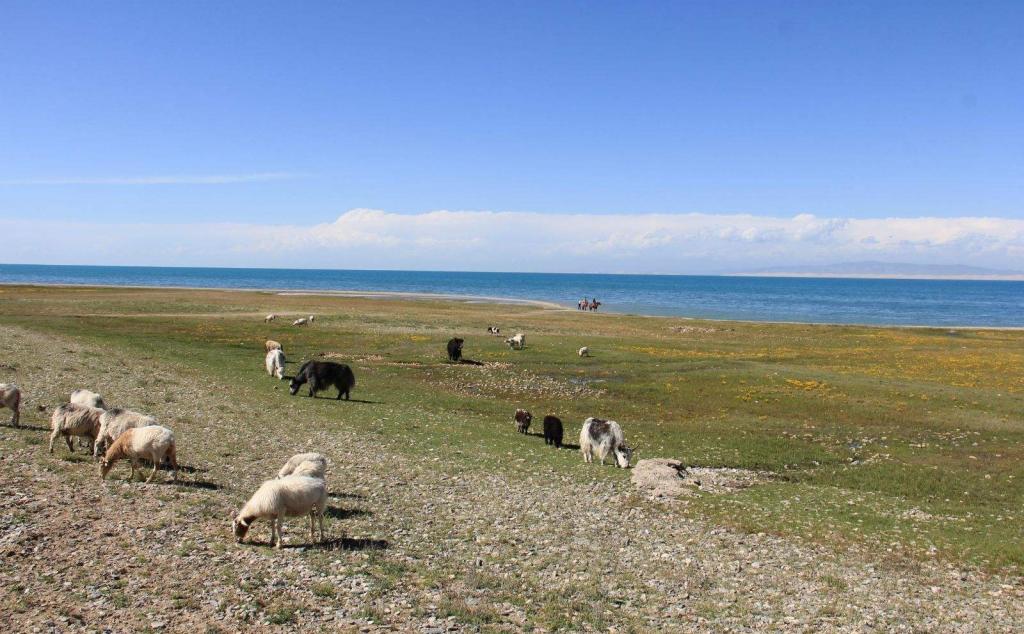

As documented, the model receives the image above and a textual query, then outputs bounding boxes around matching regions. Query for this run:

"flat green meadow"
[2,284,1022,571]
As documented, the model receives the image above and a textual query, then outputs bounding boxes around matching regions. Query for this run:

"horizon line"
[2,261,1023,282]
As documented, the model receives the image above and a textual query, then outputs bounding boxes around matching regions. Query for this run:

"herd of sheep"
[0,311,634,549]
[0,379,334,548]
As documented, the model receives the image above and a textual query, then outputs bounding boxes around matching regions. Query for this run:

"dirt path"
[1,324,1021,632]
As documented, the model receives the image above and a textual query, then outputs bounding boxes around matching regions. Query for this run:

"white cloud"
[0,172,306,186]
[1,209,1023,273]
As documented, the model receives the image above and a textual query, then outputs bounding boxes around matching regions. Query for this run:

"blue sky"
[0,1,1022,272]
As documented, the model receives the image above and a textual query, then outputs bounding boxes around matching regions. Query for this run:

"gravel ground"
[1,324,1022,633]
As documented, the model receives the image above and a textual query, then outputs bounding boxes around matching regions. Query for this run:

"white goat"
[277,452,328,480]
[292,317,309,326]
[49,403,103,454]
[0,383,21,427]
[232,475,327,548]
[265,349,286,380]
[70,389,106,410]
[99,425,178,483]
[579,417,633,468]
[94,408,158,458]
[578,346,589,357]
[506,333,526,350]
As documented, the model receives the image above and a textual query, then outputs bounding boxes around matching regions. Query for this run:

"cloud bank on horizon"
[3,209,1022,274]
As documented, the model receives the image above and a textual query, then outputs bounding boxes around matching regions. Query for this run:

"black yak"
[289,360,356,400]
[543,415,563,448]
[447,337,464,362]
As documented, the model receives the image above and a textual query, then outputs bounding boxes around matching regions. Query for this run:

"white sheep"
[70,388,106,410]
[265,313,278,323]
[265,349,286,380]
[70,389,107,449]
[505,333,526,350]
[99,425,178,483]
[0,383,21,427]
[94,408,158,458]
[232,475,327,548]
[277,452,328,480]
[578,346,589,357]
[292,317,309,326]
[49,403,104,454]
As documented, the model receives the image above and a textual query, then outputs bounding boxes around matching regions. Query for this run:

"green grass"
[1,285,1022,572]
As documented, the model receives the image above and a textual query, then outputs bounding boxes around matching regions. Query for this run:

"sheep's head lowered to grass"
[232,515,252,543]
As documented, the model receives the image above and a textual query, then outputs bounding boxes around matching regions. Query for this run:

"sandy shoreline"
[1,281,1022,331]
[0,281,569,311]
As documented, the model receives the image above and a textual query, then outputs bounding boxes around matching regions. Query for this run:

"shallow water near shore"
[2,263,1023,326]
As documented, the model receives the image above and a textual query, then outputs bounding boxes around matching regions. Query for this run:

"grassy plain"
[2,284,1024,631]
[1,284,1021,572]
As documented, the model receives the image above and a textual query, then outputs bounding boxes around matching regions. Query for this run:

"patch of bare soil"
[632,459,771,500]
[670,326,720,334]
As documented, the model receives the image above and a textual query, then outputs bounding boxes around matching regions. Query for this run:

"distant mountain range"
[732,261,1024,280]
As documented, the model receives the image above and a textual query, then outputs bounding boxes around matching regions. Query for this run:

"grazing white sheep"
[99,425,178,483]
[94,408,157,458]
[578,346,589,357]
[70,389,106,410]
[265,349,286,380]
[265,313,278,323]
[232,475,327,548]
[277,452,328,480]
[49,403,103,454]
[264,339,283,352]
[70,389,106,449]
[308,314,315,323]
[0,383,21,427]
[505,333,526,350]
[292,317,309,326]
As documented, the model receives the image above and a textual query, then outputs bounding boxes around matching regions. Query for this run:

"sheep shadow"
[302,536,389,552]
[0,422,49,432]
[329,491,367,500]
[325,506,371,520]
[173,463,206,474]
[458,358,484,366]
[171,479,221,491]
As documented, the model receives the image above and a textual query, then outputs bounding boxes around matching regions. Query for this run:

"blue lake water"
[1,263,1022,327]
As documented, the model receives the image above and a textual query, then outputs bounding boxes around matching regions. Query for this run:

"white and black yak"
[580,417,634,468]
[513,409,532,434]
[289,360,356,400]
